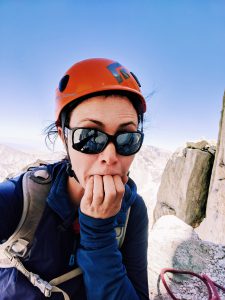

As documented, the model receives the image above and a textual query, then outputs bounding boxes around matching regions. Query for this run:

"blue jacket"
[0,161,149,299]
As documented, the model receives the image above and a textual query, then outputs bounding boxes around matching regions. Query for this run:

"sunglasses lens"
[116,132,143,155]
[73,128,108,153]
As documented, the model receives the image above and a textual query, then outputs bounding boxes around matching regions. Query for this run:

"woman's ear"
[57,126,66,144]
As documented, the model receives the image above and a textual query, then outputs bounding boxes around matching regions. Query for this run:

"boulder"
[148,215,225,299]
[186,140,210,150]
[153,145,214,227]
[196,92,225,244]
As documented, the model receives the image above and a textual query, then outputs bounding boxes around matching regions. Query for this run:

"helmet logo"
[107,62,130,84]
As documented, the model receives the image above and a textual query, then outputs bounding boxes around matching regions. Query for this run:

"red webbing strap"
[160,268,225,300]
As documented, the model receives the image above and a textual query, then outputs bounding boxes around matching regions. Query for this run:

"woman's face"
[64,95,138,188]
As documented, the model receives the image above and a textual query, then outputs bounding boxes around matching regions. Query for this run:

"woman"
[0,58,149,299]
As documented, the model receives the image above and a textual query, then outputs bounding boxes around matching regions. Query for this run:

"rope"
[160,268,225,300]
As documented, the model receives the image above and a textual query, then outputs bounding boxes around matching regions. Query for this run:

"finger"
[80,176,94,208]
[102,175,116,199]
[102,175,117,208]
[113,175,125,201]
[92,175,104,206]
[121,174,129,185]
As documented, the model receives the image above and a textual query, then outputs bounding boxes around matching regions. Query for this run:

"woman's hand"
[80,174,127,219]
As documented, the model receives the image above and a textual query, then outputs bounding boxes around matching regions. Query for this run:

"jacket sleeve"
[0,176,23,242]
[77,195,149,300]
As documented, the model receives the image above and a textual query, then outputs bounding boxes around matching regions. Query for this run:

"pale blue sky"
[0,0,225,151]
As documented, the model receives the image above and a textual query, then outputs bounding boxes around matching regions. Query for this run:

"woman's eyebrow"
[117,121,137,128]
[78,119,137,128]
[79,119,103,126]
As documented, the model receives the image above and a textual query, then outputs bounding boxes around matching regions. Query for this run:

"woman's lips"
[85,173,128,185]
[89,173,122,177]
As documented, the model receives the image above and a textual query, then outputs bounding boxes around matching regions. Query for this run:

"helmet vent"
[59,75,70,92]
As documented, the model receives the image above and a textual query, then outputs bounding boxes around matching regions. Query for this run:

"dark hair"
[44,92,144,150]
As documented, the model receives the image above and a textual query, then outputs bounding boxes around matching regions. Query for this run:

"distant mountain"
[0,144,65,182]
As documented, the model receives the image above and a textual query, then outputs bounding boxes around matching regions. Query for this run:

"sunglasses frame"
[65,127,144,156]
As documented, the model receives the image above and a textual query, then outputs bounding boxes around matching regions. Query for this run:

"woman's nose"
[99,142,119,165]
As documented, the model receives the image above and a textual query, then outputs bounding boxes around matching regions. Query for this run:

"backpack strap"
[115,206,131,248]
[0,167,52,267]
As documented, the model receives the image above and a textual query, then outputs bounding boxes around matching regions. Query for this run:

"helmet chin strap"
[66,161,80,183]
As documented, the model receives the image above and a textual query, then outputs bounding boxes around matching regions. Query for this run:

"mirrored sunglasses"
[66,127,144,156]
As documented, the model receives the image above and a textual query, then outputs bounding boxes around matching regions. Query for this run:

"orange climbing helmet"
[55,58,146,122]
